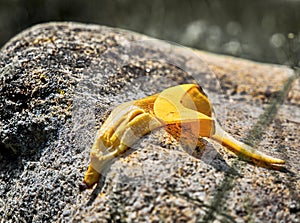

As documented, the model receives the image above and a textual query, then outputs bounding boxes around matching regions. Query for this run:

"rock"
[0,22,299,222]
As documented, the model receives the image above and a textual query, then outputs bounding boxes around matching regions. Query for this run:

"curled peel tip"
[211,131,286,166]
[265,157,285,165]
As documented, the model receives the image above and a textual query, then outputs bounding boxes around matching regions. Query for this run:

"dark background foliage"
[0,0,299,66]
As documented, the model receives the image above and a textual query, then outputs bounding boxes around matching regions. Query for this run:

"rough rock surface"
[0,22,299,222]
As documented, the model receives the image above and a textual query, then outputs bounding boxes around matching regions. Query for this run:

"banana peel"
[80,84,285,190]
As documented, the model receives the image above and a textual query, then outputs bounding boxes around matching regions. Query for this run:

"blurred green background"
[0,0,299,66]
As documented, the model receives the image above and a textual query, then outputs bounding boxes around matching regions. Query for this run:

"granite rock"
[0,22,299,222]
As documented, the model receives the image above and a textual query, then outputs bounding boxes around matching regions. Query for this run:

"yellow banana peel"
[81,84,285,190]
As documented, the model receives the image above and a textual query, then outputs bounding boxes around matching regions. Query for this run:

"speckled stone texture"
[0,22,299,222]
